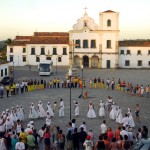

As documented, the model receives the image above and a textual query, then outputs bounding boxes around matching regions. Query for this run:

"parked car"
[0,76,14,85]
[134,138,150,150]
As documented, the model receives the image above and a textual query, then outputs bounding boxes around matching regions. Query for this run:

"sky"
[0,0,150,41]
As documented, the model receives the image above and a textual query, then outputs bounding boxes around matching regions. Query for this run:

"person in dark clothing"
[94,135,105,150]
[72,128,80,150]
[33,129,39,148]
[142,126,148,139]
[79,127,87,150]
[5,133,12,150]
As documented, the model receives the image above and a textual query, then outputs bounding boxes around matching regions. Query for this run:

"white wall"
[7,44,69,66]
[0,63,9,81]
[7,46,27,66]
[99,12,119,31]
[119,47,150,68]
[70,30,100,53]
[102,55,116,68]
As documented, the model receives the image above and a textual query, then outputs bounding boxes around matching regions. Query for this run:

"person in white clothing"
[0,132,7,150]
[25,124,32,135]
[122,114,130,129]
[87,101,96,119]
[99,100,105,118]
[59,99,65,117]
[109,102,117,120]
[120,126,128,138]
[47,102,54,117]
[0,115,5,134]
[79,121,87,132]
[127,108,135,128]
[100,120,107,135]
[83,135,93,150]
[46,111,51,126]
[15,137,25,150]
[116,106,123,124]
[5,117,14,132]
[74,101,79,117]
[38,101,46,118]
[29,103,39,119]
[19,106,25,121]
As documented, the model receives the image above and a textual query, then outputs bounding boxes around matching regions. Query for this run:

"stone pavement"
[0,66,150,140]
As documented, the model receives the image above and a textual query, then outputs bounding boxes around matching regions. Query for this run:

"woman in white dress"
[19,106,25,121]
[47,102,54,117]
[38,101,46,118]
[0,115,6,134]
[59,99,65,117]
[29,103,39,119]
[74,101,79,117]
[99,100,105,118]
[87,101,96,118]
[16,105,21,121]
[46,111,51,126]
[116,106,123,124]
[5,117,13,132]
[127,108,135,128]
[10,109,17,123]
[109,102,117,120]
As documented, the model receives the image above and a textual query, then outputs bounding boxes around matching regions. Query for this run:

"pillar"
[79,58,82,67]
[89,58,91,68]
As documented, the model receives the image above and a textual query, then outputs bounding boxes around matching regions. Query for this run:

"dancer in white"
[59,99,65,117]
[10,108,17,123]
[74,101,79,117]
[116,106,123,124]
[99,100,105,118]
[6,117,13,132]
[47,102,54,117]
[87,101,96,118]
[0,115,6,134]
[122,114,130,129]
[109,102,117,120]
[29,103,39,119]
[19,106,25,121]
[127,108,135,128]
[38,101,46,118]
[16,105,21,121]
[46,111,51,126]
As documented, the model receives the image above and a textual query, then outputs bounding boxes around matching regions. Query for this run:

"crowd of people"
[0,77,149,99]
[0,115,149,150]
[0,94,148,150]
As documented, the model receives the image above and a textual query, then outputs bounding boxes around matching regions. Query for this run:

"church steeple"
[83,6,88,15]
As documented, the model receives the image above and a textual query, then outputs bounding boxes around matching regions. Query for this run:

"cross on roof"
[84,6,88,14]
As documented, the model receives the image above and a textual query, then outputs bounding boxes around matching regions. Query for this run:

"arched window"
[84,21,87,27]
[107,19,111,27]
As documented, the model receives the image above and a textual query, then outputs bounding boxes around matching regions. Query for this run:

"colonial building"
[7,10,150,69]
[119,40,150,68]
[7,32,69,66]
[69,10,119,68]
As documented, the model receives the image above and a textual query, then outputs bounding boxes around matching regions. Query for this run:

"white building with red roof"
[6,10,150,69]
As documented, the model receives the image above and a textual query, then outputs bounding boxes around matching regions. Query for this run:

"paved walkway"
[0,67,150,139]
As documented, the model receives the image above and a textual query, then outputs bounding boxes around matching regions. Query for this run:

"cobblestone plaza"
[0,66,150,139]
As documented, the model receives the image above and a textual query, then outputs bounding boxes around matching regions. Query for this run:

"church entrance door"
[83,56,89,67]
[106,60,111,68]
[91,56,98,68]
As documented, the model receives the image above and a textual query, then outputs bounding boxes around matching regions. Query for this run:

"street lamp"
[81,65,84,98]
[18,56,19,67]
[13,61,14,80]
[68,69,72,121]
[56,57,57,75]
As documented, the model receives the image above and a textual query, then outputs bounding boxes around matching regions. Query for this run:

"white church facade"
[7,10,150,69]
